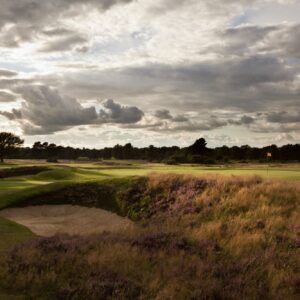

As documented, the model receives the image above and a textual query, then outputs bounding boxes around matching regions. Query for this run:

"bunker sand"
[0,205,134,237]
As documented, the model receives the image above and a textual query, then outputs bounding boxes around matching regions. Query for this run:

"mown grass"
[2,160,300,179]
[0,217,34,253]
[0,162,299,208]
[0,174,299,299]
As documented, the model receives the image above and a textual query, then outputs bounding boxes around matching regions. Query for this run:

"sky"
[0,0,299,148]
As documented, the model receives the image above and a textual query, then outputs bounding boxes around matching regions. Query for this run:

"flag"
[267,152,272,158]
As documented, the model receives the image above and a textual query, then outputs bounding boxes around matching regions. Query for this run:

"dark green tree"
[189,138,207,155]
[0,132,24,163]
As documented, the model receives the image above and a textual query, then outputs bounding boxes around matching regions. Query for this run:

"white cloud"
[0,0,299,146]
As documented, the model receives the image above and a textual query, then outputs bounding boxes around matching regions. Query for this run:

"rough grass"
[0,217,35,300]
[0,174,299,299]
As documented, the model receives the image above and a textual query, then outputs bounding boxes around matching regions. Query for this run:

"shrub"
[162,158,178,165]
[47,158,59,163]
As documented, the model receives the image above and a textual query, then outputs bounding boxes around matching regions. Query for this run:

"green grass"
[0,217,34,252]
[0,162,299,210]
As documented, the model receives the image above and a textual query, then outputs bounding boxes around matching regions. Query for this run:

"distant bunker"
[0,205,134,237]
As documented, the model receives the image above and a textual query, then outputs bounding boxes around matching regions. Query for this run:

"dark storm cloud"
[0,85,144,134]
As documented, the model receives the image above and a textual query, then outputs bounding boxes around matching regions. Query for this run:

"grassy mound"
[32,168,78,181]
[0,166,48,179]
[0,174,299,299]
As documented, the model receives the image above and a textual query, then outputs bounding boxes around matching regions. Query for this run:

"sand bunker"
[0,205,134,237]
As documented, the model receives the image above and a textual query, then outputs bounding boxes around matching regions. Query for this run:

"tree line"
[0,132,299,164]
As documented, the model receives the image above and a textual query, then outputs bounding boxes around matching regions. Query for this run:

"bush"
[47,158,59,163]
[187,155,216,164]
[163,158,178,165]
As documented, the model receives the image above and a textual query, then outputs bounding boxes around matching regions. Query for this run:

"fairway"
[0,161,299,210]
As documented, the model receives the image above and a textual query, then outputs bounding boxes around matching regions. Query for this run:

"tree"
[0,132,24,163]
[188,138,207,155]
[123,143,134,159]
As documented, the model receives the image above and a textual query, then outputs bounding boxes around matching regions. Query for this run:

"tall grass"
[1,174,299,299]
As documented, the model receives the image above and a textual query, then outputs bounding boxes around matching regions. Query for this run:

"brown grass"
[1,174,299,299]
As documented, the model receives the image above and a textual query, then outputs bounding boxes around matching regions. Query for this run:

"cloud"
[9,85,98,134]
[160,118,227,132]
[0,0,134,29]
[251,123,300,134]
[0,0,299,145]
[229,115,255,125]
[99,99,144,124]
[0,90,18,102]
[125,111,228,132]
[266,111,300,123]
[39,34,88,52]
[61,53,298,113]
[0,0,134,47]
[154,109,188,122]
[155,109,173,120]
[0,85,144,134]
[0,69,18,77]
[0,109,22,119]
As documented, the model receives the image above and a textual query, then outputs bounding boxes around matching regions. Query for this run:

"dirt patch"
[0,205,134,237]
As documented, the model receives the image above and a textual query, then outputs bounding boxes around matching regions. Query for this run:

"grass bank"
[0,174,299,299]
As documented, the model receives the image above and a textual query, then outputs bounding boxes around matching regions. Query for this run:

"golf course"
[0,160,299,299]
